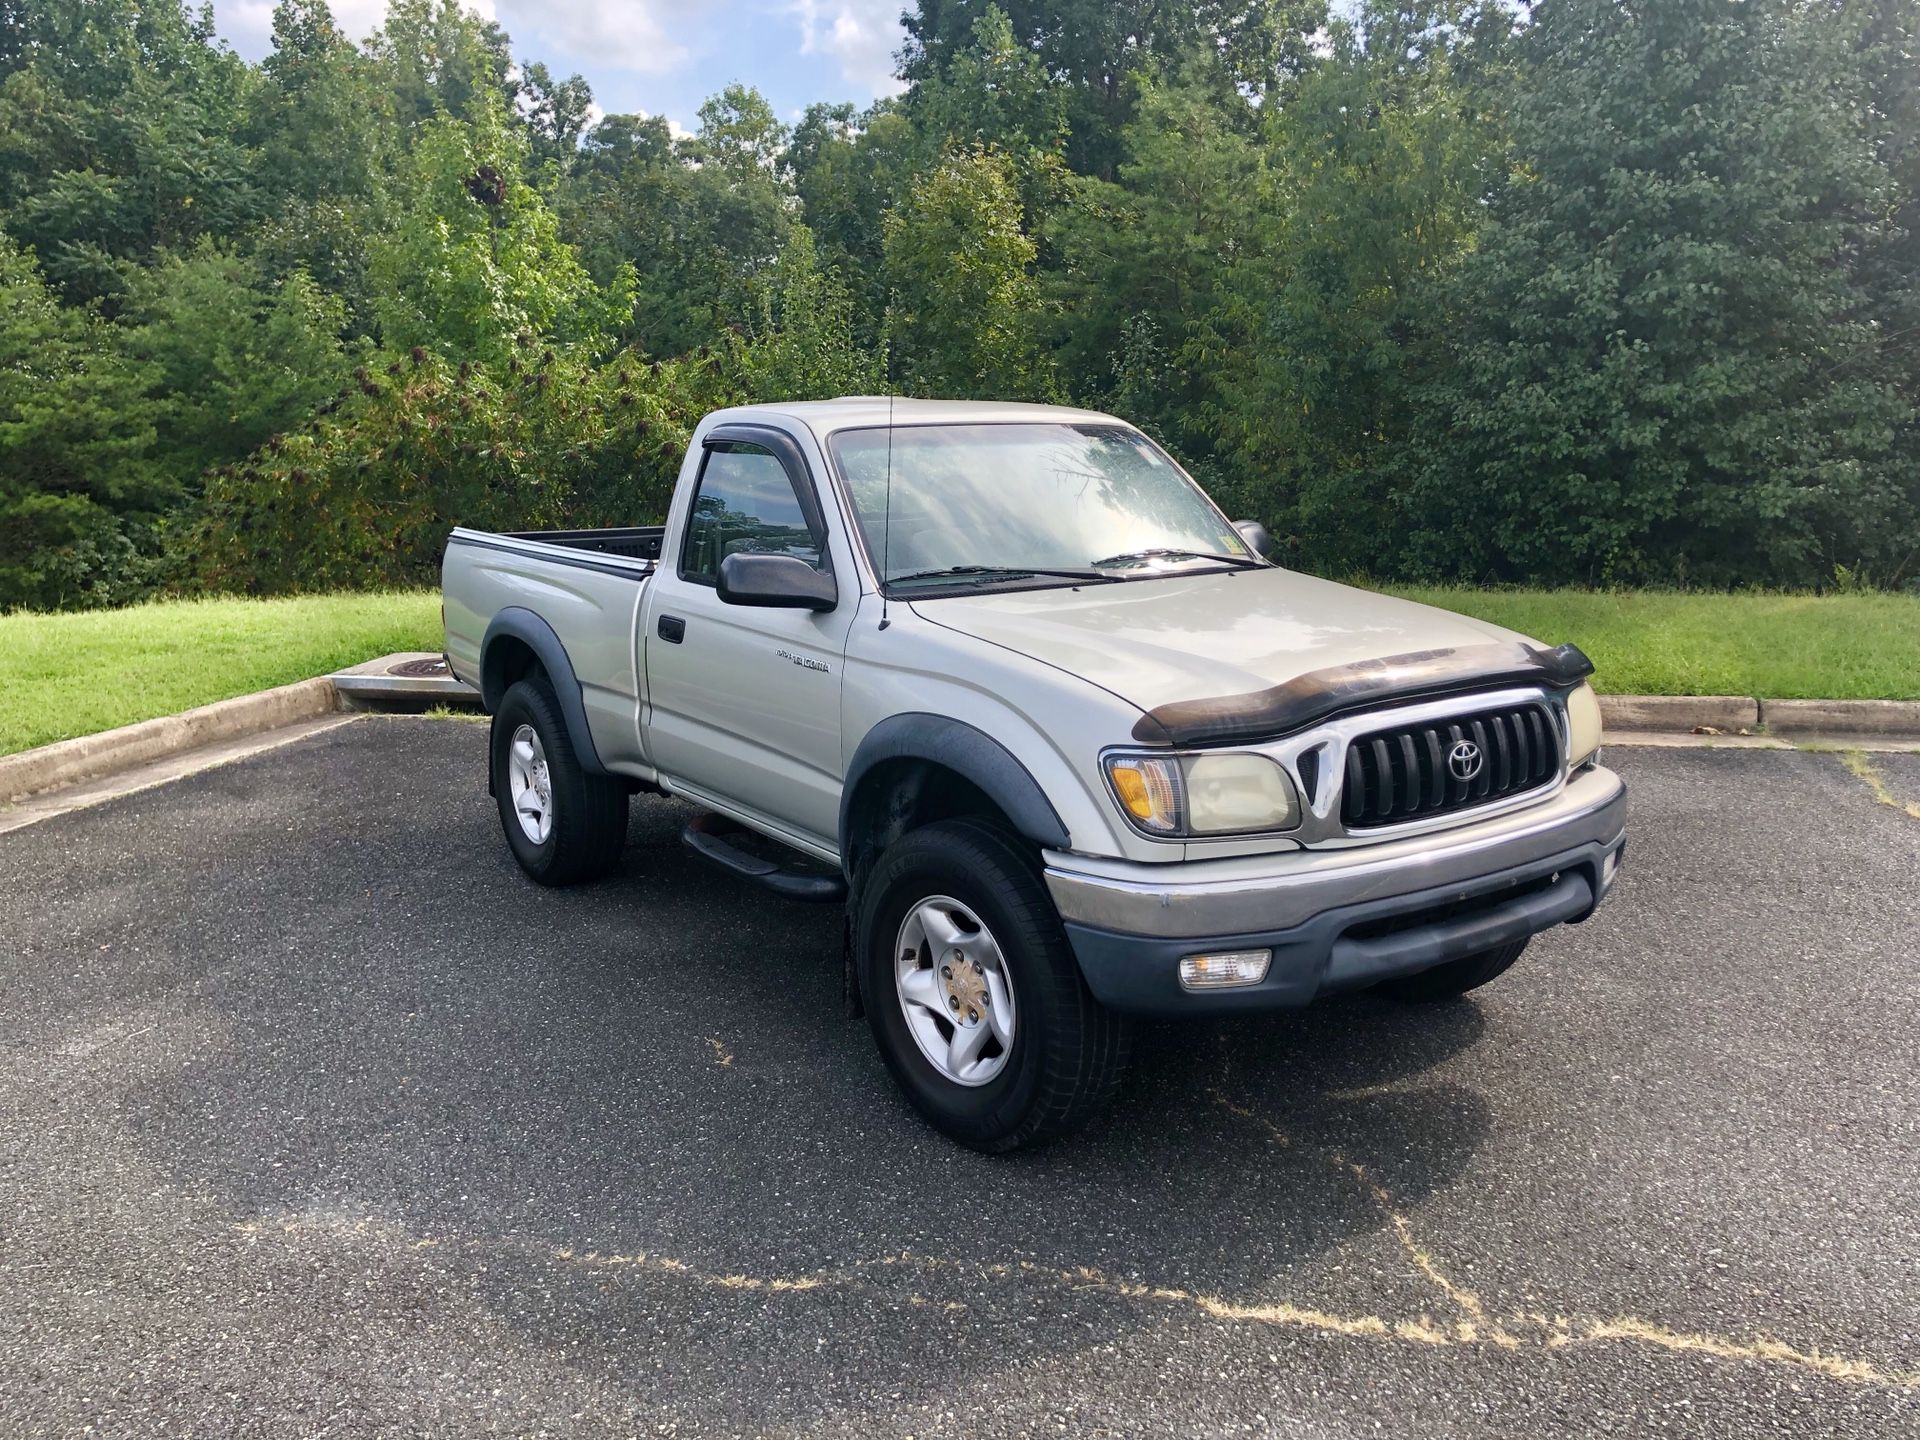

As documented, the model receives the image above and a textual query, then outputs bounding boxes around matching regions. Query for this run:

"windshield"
[828,423,1256,588]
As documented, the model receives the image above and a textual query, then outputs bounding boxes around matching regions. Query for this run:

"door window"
[680,443,824,583]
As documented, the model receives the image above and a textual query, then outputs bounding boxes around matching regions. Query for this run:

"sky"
[211,0,911,135]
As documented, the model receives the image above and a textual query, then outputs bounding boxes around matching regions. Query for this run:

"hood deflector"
[1131,642,1595,746]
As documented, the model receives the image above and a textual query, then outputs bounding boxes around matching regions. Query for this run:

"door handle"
[657,614,686,644]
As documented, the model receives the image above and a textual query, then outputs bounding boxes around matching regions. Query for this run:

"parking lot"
[2,717,1917,1437]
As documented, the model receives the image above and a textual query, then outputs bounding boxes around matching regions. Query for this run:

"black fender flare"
[480,607,608,774]
[840,713,1071,856]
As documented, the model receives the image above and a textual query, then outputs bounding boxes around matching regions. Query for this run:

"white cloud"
[790,0,907,99]
[641,109,695,142]
[513,3,687,77]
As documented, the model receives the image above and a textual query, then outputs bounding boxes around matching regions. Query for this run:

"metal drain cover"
[388,656,450,678]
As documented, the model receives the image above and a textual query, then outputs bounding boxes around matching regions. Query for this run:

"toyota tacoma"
[442,399,1625,1149]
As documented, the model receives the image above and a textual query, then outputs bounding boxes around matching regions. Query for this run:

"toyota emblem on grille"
[1447,739,1484,781]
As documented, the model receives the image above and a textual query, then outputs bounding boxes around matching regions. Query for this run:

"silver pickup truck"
[443,398,1625,1149]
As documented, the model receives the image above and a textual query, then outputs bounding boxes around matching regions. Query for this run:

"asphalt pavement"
[2,718,1917,1438]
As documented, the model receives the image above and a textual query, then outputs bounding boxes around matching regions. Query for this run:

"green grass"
[3,587,1916,759]
[0,591,440,756]
[1382,588,1920,700]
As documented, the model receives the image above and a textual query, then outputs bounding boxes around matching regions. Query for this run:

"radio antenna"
[878,392,894,630]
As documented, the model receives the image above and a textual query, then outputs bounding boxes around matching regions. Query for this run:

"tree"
[1847,0,1920,586]
[695,84,787,179]
[788,99,917,344]
[1408,0,1913,587]
[736,225,884,401]
[517,60,595,173]
[884,146,1055,399]
[193,345,733,593]
[910,4,1067,162]
[0,236,162,609]
[362,0,513,133]
[1047,53,1264,451]
[1197,2,1513,557]
[562,97,792,358]
[369,93,634,364]
[0,0,260,305]
[902,0,1324,178]
[125,245,358,495]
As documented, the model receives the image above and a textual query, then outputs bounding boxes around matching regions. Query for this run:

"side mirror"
[716,551,838,612]
[1233,519,1275,559]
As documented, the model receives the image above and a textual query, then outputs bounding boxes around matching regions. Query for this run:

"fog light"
[1601,848,1622,888]
[1178,949,1272,991]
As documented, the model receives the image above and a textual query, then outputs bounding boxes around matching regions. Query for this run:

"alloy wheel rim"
[506,723,554,844]
[894,895,1016,1086]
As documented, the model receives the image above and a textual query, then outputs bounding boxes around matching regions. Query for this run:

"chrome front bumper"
[1043,765,1626,940]
[1043,767,1626,1014]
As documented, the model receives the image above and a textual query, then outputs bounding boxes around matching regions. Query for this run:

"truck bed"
[491,526,666,563]
[442,524,663,774]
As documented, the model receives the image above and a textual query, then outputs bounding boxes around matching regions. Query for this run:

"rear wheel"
[856,818,1129,1151]
[1376,938,1528,1003]
[490,677,627,886]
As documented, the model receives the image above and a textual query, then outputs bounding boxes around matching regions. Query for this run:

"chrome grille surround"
[1158,685,1573,850]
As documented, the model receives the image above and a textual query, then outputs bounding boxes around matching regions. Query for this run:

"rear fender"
[480,607,608,774]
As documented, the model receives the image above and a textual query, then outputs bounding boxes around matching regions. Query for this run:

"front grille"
[1340,701,1560,828]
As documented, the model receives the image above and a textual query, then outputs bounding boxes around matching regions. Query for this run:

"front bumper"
[1045,766,1626,1015]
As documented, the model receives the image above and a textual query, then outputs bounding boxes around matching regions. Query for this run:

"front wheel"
[855,818,1130,1151]
[490,677,628,886]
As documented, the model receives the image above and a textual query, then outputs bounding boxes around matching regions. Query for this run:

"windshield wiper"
[887,564,1112,586]
[1092,547,1264,570]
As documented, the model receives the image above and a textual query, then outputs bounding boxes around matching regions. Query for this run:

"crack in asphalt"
[1834,749,1920,820]
[231,1084,1920,1394]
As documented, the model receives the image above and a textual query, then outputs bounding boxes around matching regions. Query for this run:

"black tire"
[1375,938,1528,1003]
[490,677,628,886]
[855,818,1130,1151]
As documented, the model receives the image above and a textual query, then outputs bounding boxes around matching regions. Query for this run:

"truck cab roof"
[704,397,1128,438]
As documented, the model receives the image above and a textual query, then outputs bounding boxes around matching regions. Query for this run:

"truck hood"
[912,567,1534,724]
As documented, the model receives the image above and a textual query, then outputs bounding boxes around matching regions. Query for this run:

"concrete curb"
[0,677,342,806]
[331,651,481,708]
[1601,694,1920,736]
[1600,695,1760,733]
[1758,698,1920,736]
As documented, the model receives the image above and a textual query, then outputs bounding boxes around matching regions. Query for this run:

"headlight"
[1566,682,1602,766]
[1104,751,1300,838]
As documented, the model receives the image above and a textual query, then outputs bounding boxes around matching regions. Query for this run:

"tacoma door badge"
[775,648,830,674]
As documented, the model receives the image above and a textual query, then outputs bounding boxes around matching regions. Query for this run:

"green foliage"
[2,0,1918,606]
[1406,0,1913,588]
[369,93,634,365]
[737,226,886,401]
[910,5,1067,163]
[1048,53,1264,453]
[884,146,1055,399]
[901,0,1324,177]
[194,343,723,592]
[562,97,793,358]
[1199,3,1512,557]
[0,236,164,610]
[126,246,360,494]
[0,0,260,304]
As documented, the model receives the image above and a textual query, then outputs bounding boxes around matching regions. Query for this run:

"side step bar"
[680,813,848,904]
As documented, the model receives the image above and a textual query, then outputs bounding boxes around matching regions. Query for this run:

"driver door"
[644,432,856,848]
